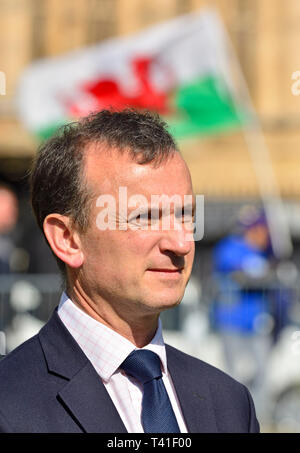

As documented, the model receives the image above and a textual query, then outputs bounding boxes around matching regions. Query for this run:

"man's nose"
[158,227,194,257]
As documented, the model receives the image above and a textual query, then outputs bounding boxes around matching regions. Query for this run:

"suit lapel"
[58,363,127,433]
[39,309,127,433]
[166,344,218,433]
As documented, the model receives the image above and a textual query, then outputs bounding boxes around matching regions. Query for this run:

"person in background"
[211,205,274,417]
[0,184,18,274]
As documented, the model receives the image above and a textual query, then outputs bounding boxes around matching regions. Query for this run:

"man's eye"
[174,212,194,223]
[129,212,150,223]
[135,212,149,222]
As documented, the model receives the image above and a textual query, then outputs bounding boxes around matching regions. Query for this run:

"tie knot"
[120,349,162,384]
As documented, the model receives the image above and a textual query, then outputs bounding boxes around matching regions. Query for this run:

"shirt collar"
[58,292,167,382]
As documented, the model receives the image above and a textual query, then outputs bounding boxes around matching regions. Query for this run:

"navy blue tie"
[120,349,180,433]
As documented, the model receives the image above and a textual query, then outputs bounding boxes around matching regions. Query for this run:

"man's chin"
[140,293,183,313]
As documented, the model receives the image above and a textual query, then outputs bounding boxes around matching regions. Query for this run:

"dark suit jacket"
[0,309,260,433]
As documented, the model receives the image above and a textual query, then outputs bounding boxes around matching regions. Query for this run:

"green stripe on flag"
[166,76,245,139]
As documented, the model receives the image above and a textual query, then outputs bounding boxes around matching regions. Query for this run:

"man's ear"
[43,214,84,268]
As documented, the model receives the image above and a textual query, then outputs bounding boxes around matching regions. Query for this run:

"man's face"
[76,145,195,320]
[245,224,269,251]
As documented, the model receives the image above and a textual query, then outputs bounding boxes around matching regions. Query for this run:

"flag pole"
[210,8,293,259]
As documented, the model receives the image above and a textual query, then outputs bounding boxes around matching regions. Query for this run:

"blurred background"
[1,0,300,433]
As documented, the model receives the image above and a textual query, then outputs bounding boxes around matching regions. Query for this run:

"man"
[0,109,259,433]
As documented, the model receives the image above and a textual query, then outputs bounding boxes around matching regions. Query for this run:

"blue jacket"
[0,309,259,433]
[212,235,269,332]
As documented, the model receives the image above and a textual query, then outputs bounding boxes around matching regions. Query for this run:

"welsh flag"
[17,9,245,141]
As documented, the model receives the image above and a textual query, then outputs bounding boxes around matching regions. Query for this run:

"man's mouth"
[147,268,183,273]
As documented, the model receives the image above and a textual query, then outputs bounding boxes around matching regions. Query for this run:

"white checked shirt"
[58,292,188,433]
